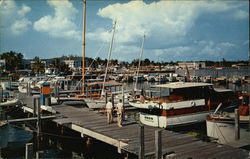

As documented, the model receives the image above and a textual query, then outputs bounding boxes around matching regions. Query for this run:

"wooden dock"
[18,95,249,158]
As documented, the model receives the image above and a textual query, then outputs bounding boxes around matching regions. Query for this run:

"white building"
[62,59,82,70]
[178,62,206,69]
[0,59,6,67]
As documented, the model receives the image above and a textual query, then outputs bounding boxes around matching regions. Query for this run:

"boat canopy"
[151,82,213,89]
[87,81,125,87]
[214,88,233,92]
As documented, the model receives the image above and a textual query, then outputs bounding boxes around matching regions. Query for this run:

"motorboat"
[129,82,239,128]
[206,93,249,145]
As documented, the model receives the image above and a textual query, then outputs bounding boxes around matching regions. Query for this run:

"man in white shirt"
[106,98,113,124]
[115,99,124,127]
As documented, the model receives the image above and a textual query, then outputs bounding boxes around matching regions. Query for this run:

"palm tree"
[33,56,44,75]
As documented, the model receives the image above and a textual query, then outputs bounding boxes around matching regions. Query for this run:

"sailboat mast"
[102,21,116,94]
[82,0,86,94]
[135,34,146,90]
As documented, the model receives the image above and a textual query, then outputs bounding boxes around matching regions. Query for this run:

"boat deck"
[19,94,249,158]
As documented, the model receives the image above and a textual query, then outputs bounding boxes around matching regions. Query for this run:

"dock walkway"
[20,95,249,158]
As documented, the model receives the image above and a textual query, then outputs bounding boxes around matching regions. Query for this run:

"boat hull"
[139,111,211,128]
[206,119,250,144]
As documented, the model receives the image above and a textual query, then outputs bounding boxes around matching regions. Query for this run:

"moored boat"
[206,93,249,145]
[129,82,239,128]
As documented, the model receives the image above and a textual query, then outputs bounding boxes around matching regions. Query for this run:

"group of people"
[105,98,124,127]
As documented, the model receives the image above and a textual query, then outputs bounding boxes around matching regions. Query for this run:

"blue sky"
[0,0,249,62]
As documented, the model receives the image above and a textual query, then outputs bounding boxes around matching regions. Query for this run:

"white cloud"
[0,0,31,35]
[33,0,80,40]
[233,10,249,20]
[89,1,242,44]
[198,41,235,58]
[10,19,32,35]
[87,0,247,61]
[18,4,31,17]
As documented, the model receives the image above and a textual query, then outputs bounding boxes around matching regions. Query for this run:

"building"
[178,61,206,69]
[0,59,6,67]
[62,59,82,70]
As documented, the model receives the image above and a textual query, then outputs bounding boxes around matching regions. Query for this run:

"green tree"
[32,56,44,75]
[0,51,24,71]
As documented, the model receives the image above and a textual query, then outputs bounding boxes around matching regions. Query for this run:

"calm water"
[0,69,249,158]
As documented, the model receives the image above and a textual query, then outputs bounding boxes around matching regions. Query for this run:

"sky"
[0,0,249,62]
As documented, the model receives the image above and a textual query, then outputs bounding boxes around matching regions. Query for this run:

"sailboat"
[75,1,130,109]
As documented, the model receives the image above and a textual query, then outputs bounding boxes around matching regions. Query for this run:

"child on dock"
[106,98,113,124]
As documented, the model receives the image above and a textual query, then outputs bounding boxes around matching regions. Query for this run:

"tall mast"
[134,34,146,90]
[82,0,86,94]
[102,21,116,94]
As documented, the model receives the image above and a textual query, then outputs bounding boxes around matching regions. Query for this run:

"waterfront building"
[62,59,82,70]
[178,61,206,69]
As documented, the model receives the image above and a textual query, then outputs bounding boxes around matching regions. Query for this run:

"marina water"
[0,69,249,158]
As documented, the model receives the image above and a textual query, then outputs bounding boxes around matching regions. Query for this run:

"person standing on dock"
[106,98,113,124]
[115,99,124,127]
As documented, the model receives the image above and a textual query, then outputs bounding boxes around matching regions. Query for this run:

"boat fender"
[191,101,196,106]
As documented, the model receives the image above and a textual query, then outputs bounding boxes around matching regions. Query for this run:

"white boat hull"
[206,120,250,144]
[129,99,205,110]
[140,111,211,128]
[0,99,21,107]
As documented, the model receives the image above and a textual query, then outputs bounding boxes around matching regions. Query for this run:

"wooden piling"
[25,143,33,159]
[26,83,29,96]
[111,94,114,107]
[33,98,36,117]
[57,86,60,104]
[36,151,40,159]
[235,108,240,140]
[139,125,145,159]
[0,87,3,102]
[105,92,108,104]
[37,97,41,136]
[45,97,50,106]
[122,86,124,106]
[155,130,162,159]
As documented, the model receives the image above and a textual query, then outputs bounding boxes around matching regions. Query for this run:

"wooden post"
[0,87,3,102]
[44,97,48,106]
[33,98,36,117]
[122,85,124,106]
[111,94,114,107]
[45,97,51,106]
[155,130,162,159]
[36,151,40,159]
[235,109,240,140]
[57,86,60,104]
[90,87,92,99]
[25,143,33,159]
[37,97,41,136]
[105,92,108,104]
[139,125,145,159]
[8,80,11,91]
[86,86,89,98]
[26,83,29,96]
[48,97,51,106]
